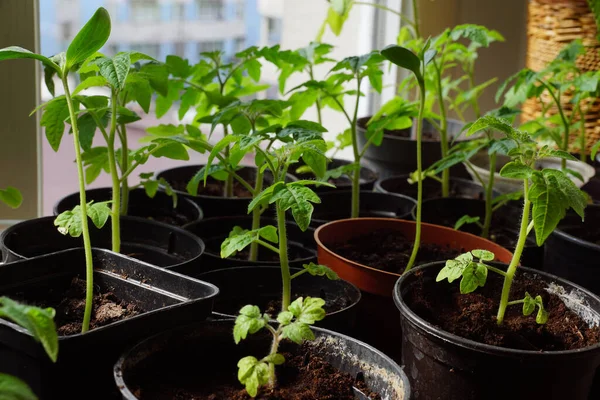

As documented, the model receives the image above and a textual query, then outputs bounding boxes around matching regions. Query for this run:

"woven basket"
[525,0,600,154]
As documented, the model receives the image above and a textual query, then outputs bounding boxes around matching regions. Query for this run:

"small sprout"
[522,292,549,324]
[221,225,278,259]
[294,262,339,280]
[454,215,481,231]
[233,305,267,344]
[54,201,111,237]
[237,356,270,398]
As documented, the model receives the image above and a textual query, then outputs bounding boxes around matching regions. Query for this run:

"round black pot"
[419,198,543,269]
[544,204,600,295]
[0,216,204,274]
[156,165,295,218]
[357,116,470,179]
[375,174,492,200]
[197,266,362,334]
[394,262,600,400]
[292,157,378,192]
[311,190,416,227]
[183,216,316,275]
[114,320,410,399]
[53,187,203,227]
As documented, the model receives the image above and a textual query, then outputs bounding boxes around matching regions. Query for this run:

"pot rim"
[552,225,600,252]
[394,261,600,357]
[313,217,513,278]
[113,319,409,400]
[356,116,468,143]
[197,265,362,319]
[374,175,484,195]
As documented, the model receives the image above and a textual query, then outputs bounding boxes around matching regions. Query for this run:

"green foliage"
[54,201,111,237]
[300,262,339,280]
[221,225,279,258]
[0,187,23,209]
[0,374,38,400]
[233,305,267,344]
[453,215,480,230]
[522,292,549,324]
[65,8,111,72]
[0,297,58,362]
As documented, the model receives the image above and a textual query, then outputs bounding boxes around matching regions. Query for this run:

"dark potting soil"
[170,176,254,198]
[144,212,191,227]
[131,341,381,400]
[13,277,141,336]
[330,230,462,274]
[407,271,600,351]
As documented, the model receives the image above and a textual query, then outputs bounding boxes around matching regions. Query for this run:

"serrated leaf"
[460,262,488,294]
[237,356,269,397]
[86,201,111,229]
[0,187,23,209]
[0,373,38,400]
[54,200,110,237]
[66,8,111,71]
[281,321,315,344]
[221,225,278,258]
[269,184,320,231]
[41,96,70,152]
[247,182,285,213]
[277,311,294,325]
[436,252,473,283]
[499,161,533,179]
[263,353,285,365]
[302,262,339,280]
[96,52,131,90]
[0,297,58,363]
[234,306,266,344]
[287,297,326,324]
[73,76,107,95]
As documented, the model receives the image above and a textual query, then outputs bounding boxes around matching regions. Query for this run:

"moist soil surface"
[17,277,141,336]
[170,176,254,198]
[331,230,462,274]
[141,212,191,227]
[131,341,381,400]
[407,271,600,351]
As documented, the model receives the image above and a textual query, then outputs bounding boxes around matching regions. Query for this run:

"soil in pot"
[330,230,462,274]
[170,175,254,198]
[376,175,489,201]
[406,270,600,351]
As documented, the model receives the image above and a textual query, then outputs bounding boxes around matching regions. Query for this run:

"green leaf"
[288,297,326,324]
[471,249,495,261]
[326,0,352,36]
[96,52,131,90]
[0,297,58,363]
[269,184,320,231]
[436,252,473,283]
[237,356,269,398]
[41,97,70,152]
[301,262,339,280]
[380,45,422,81]
[0,373,38,400]
[153,143,189,160]
[468,115,533,144]
[0,187,23,209]
[453,215,480,230]
[281,321,315,344]
[277,311,294,325]
[220,225,278,258]
[86,201,111,229]
[460,262,488,294]
[66,8,111,71]
[75,113,103,152]
[54,200,110,237]
[245,58,262,82]
[233,306,266,344]
[263,353,285,365]
[499,161,533,179]
[72,76,107,95]
[124,73,152,113]
[247,182,285,213]
[521,292,548,324]
[523,292,536,316]
[0,46,60,74]
[165,55,191,78]
[146,124,185,137]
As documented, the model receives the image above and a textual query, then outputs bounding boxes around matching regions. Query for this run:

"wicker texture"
[525,0,600,153]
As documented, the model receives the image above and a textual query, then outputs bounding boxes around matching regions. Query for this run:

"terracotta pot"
[314,218,513,297]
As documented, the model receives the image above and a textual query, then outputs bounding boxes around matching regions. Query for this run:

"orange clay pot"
[314,218,514,297]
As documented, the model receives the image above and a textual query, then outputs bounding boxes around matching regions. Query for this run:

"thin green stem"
[507,299,525,306]
[350,76,362,218]
[468,65,481,119]
[309,66,323,125]
[496,179,531,325]
[538,80,569,169]
[256,239,280,255]
[434,62,450,197]
[107,91,121,253]
[248,169,264,261]
[482,151,496,239]
[405,79,426,272]
[267,326,281,387]
[119,124,129,215]
[465,161,486,188]
[276,203,291,311]
[62,76,94,334]
[486,264,508,277]
[412,0,420,37]
[223,125,234,197]
[290,269,308,280]
[579,105,587,163]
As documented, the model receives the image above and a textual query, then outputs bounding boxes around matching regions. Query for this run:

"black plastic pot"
[183,216,316,275]
[292,157,379,192]
[198,266,362,334]
[0,248,218,400]
[375,174,492,200]
[311,190,416,227]
[357,116,470,179]
[544,205,600,295]
[0,216,205,275]
[156,165,295,218]
[54,187,203,227]
[419,198,544,269]
[114,320,410,399]
[394,262,600,400]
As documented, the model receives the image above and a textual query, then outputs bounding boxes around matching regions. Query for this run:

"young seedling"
[0,8,112,333]
[0,297,59,400]
[289,51,384,218]
[381,42,432,271]
[227,122,339,396]
[0,187,23,209]
[437,115,586,324]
